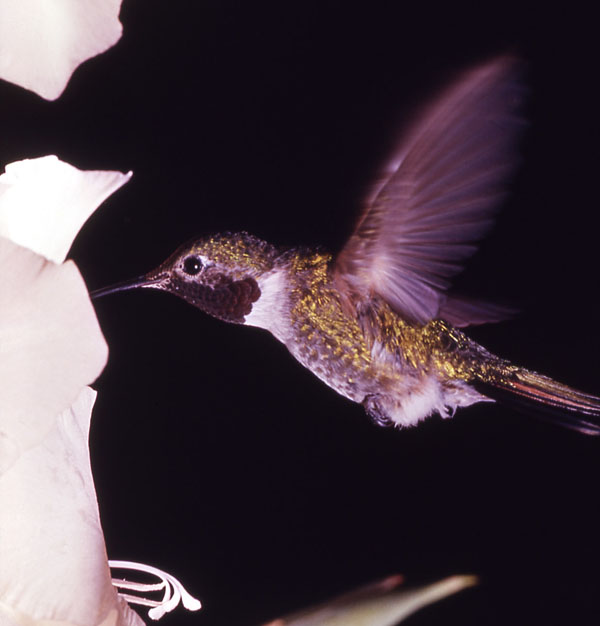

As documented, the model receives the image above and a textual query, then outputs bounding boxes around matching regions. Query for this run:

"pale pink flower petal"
[0,237,108,473]
[0,387,144,626]
[0,0,123,100]
[0,155,132,264]
[0,156,200,623]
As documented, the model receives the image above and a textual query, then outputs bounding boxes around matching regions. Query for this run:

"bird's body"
[93,56,600,435]
[245,245,488,427]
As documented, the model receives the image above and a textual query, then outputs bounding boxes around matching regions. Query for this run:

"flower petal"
[265,574,478,626]
[0,0,123,100]
[0,236,108,473]
[0,155,132,264]
[0,387,144,626]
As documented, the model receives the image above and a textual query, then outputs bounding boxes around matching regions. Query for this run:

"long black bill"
[91,276,164,299]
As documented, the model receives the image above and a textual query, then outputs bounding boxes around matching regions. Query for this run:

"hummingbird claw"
[364,394,394,427]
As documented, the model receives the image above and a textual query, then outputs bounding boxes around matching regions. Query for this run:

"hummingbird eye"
[182,256,203,276]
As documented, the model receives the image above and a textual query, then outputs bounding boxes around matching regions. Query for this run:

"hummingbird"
[93,56,600,435]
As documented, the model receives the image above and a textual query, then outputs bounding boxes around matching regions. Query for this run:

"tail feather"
[475,367,600,436]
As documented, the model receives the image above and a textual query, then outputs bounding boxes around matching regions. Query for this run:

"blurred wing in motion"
[334,56,525,326]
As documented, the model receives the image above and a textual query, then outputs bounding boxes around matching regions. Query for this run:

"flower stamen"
[109,560,201,620]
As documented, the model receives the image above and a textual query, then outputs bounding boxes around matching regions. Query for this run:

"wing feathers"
[334,56,524,325]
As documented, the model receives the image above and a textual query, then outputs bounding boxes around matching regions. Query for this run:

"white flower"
[264,574,478,626]
[0,387,143,626]
[0,156,131,473]
[0,153,131,468]
[0,155,201,624]
[0,155,137,624]
[0,155,132,264]
[0,0,124,100]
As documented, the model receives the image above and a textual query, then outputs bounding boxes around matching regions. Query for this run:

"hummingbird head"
[92,232,279,324]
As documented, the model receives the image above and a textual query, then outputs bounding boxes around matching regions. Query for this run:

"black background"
[2,2,599,625]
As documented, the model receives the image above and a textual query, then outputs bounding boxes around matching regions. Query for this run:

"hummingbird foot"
[363,394,395,427]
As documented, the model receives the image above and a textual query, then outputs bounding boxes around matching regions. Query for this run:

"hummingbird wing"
[333,56,525,326]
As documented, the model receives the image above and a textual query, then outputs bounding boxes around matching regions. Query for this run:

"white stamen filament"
[109,560,201,620]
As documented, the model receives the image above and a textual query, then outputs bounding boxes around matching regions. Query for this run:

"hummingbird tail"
[475,367,600,435]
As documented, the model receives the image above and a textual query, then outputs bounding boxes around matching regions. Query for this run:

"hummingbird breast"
[280,251,489,426]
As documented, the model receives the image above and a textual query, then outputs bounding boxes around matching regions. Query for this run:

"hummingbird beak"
[90,273,169,299]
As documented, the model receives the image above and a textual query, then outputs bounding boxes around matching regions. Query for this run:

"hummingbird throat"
[167,273,261,323]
